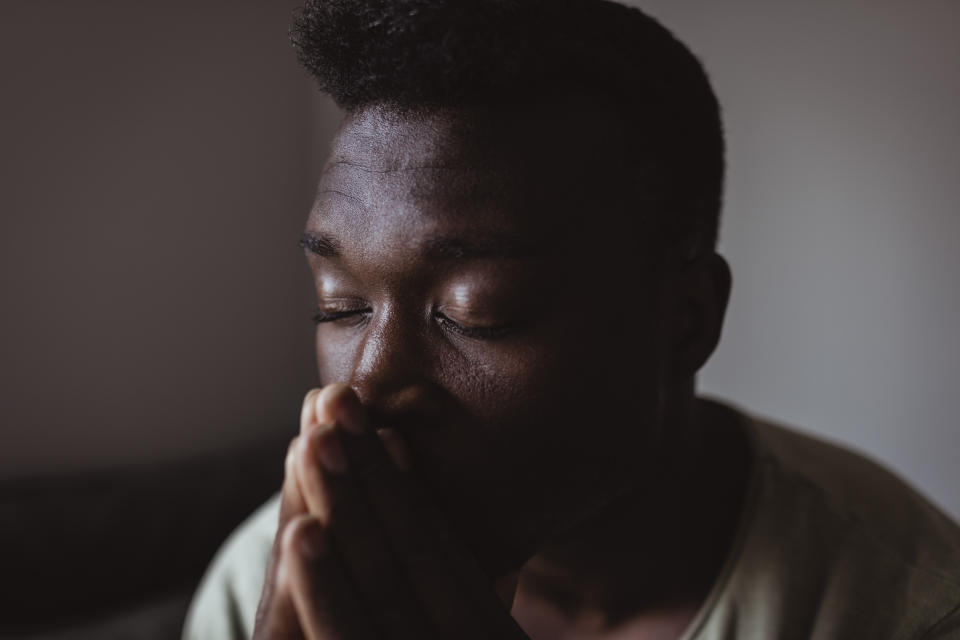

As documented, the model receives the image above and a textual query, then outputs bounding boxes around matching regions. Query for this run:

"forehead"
[309,103,643,259]
[324,101,629,177]
[317,108,514,228]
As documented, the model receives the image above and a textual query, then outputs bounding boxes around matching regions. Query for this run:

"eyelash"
[311,307,370,326]
[433,313,514,340]
[311,307,514,340]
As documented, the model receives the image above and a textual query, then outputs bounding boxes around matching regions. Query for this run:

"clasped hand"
[252,383,529,639]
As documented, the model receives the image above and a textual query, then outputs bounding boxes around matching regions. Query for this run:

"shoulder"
[182,493,280,640]
[748,412,960,585]
[691,400,960,639]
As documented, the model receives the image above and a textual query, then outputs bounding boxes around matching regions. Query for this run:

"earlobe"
[665,252,732,380]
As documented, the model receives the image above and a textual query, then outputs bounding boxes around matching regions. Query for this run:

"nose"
[347,303,433,415]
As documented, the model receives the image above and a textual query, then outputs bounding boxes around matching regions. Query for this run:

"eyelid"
[317,296,369,311]
[435,298,514,324]
[433,307,515,340]
[312,297,371,325]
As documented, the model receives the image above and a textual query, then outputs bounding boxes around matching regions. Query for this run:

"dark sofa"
[0,437,289,639]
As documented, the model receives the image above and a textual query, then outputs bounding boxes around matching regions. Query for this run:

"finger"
[319,385,461,560]
[253,438,309,639]
[301,388,322,434]
[293,425,341,520]
[307,385,401,469]
[253,386,327,640]
[322,387,518,637]
[294,421,431,638]
[253,557,304,640]
[281,436,308,523]
[307,384,359,435]
[283,515,376,640]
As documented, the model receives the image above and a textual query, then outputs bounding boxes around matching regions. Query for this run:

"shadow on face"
[301,100,687,575]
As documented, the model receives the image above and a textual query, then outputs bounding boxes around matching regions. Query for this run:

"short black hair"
[291,0,725,258]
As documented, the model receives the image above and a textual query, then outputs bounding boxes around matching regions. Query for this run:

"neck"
[506,395,752,633]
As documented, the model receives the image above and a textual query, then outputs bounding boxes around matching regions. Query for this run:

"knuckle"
[281,514,325,558]
[301,423,338,464]
[310,421,338,444]
[297,427,319,463]
[279,516,303,555]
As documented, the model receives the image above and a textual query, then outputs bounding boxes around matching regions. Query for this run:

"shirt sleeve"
[182,494,280,640]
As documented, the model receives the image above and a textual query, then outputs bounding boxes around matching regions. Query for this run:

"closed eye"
[312,306,516,338]
[434,311,515,340]
[311,307,371,326]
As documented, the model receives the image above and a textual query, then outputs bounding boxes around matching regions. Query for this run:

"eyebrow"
[299,231,537,260]
[299,232,341,258]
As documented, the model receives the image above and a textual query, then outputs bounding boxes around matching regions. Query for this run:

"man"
[184,0,960,638]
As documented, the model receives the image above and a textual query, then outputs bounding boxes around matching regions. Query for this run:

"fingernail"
[299,517,326,559]
[315,428,349,473]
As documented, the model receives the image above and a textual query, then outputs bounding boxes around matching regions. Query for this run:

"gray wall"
[2,2,958,521]
[638,1,960,519]
[0,0,334,476]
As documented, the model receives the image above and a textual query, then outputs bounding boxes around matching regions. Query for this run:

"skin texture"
[254,101,749,639]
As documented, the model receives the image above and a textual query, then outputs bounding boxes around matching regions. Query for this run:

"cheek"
[429,332,664,563]
[314,328,356,385]
[446,327,662,455]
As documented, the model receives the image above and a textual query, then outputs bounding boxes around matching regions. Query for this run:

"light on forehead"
[317,102,704,262]
[300,229,539,261]
[327,105,482,173]
[328,100,634,174]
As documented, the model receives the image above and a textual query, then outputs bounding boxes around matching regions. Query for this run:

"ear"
[663,252,732,380]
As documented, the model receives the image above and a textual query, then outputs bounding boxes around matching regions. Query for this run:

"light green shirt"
[183,405,960,639]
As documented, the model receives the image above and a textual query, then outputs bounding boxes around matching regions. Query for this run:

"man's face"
[303,103,668,575]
